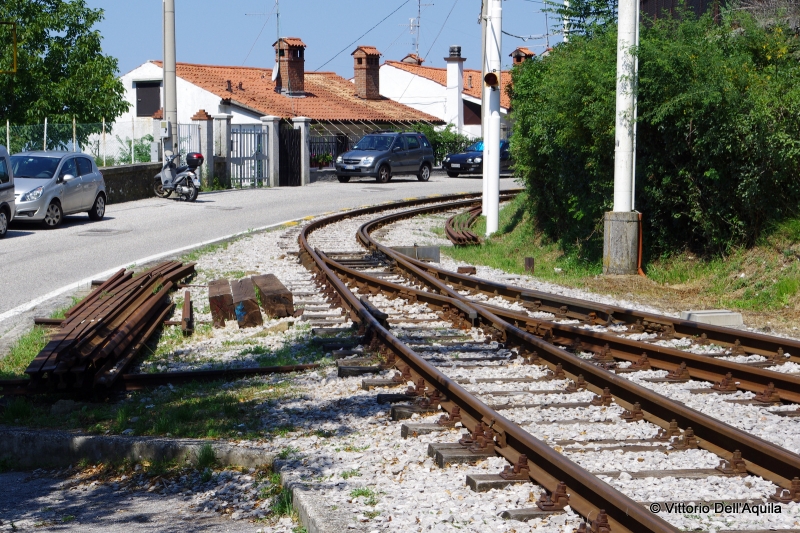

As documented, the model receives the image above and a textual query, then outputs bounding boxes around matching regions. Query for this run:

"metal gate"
[230,130,269,188]
[279,128,301,187]
[177,124,200,165]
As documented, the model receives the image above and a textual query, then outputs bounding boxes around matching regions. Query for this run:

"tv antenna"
[404,0,433,59]
[245,0,280,76]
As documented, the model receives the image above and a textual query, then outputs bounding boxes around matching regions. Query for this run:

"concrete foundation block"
[680,309,744,327]
[603,211,640,275]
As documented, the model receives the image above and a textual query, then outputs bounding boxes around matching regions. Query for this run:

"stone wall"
[100,162,161,205]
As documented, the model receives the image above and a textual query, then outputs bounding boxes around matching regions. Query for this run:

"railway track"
[294,193,800,532]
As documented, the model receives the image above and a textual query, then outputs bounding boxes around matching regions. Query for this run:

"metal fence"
[310,134,353,167]
[230,129,269,188]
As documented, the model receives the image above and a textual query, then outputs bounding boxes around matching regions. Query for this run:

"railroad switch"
[716,450,748,475]
[671,427,700,449]
[590,388,614,406]
[620,402,644,422]
[754,382,780,403]
[665,362,691,381]
[770,477,800,503]
[711,372,739,392]
[499,454,530,481]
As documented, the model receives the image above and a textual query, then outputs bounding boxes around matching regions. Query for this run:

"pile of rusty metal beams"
[445,204,482,246]
[24,261,195,391]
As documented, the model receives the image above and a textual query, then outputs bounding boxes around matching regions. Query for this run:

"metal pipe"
[163,0,178,154]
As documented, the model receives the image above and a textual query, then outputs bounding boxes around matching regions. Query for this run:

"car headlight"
[21,186,43,202]
[444,157,450,162]
[361,157,374,166]
[336,155,343,164]
[474,157,482,163]
[466,158,472,163]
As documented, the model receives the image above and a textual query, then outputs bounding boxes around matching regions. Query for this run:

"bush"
[412,123,476,165]
[510,10,800,257]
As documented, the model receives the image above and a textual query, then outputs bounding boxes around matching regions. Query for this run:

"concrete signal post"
[162,0,178,155]
[481,0,502,236]
[604,0,641,274]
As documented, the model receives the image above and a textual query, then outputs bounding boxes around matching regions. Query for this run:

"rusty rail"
[445,203,482,246]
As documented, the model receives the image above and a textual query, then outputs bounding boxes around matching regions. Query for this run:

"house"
[379,46,522,139]
[117,38,442,140]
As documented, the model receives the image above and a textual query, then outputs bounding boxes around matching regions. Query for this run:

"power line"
[313,0,412,72]
[502,29,561,41]
[241,3,278,66]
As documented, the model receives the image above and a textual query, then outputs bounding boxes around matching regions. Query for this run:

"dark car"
[335,132,435,184]
[442,140,511,177]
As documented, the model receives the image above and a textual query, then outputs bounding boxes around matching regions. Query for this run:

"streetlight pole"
[163,0,178,155]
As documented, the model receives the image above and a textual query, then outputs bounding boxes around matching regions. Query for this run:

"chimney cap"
[273,37,306,48]
[352,45,381,57]
[449,46,461,58]
[401,53,424,65]
[510,46,536,58]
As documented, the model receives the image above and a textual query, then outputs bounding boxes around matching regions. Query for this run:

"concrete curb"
[276,463,369,533]
[0,426,274,470]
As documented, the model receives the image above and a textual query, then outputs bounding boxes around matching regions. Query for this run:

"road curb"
[0,426,274,470]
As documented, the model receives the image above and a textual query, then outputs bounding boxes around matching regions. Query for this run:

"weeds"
[0,327,49,379]
[277,446,300,459]
[341,469,360,479]
[196,444,217,470]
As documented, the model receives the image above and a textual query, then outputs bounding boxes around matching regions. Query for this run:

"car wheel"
[337,176,350,183]
[154,179,171,198]
[0,210,7,238]
[88,194,106,221]
[376,164,391,184]
[417,163,432,182]
[42,201,63,228]
[446,171,459,178]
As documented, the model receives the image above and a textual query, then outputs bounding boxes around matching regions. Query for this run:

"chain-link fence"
[0,119,158,168]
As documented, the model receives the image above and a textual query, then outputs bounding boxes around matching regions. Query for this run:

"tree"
[544,0,618,38]
[0,0,129,147]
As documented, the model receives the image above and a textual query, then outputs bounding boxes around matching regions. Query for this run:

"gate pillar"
[194,110,214,187]
[212,113,232,188]
[292,116,311,186]
[261,115,280,188]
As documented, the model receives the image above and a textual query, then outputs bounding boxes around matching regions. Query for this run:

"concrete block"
[603,211,639,275]
[466,474,528,492]
[680,309,743,327]
[401,423,450,439]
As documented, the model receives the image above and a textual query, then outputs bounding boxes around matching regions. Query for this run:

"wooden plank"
[252,274,294,318]
[231,278,263,328]
[181,290,193,334]
[208,279,234,328]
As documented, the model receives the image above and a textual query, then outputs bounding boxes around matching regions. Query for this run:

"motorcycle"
[154,151,204,201]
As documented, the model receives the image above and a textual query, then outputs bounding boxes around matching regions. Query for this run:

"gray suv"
[335,132,434,183]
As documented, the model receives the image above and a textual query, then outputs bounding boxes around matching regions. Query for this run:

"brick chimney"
[510,47,535,65]
[273,37,306,96]
[352,46,381,100]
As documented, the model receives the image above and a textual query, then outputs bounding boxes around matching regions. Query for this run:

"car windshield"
[10,156,60,180]
[353,135,394,151]
[466,141,484,152]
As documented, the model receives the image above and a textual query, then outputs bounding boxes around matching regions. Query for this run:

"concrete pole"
[480,0,488,140]
[163,0,178,154]
[484,0,502,236]
[603,0,640,274]
[563,0,570,43]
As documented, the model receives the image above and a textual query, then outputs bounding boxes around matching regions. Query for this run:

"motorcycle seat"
[176,165,190,173]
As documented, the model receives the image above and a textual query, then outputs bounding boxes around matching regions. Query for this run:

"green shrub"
[510,9,800,257]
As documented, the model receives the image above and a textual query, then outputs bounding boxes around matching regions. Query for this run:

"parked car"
[442,140,511,177]
[335,132,435,184]
[0,145,15,238]
[10,151,107,228]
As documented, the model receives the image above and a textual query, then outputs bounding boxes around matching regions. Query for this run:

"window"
[0,159,9,184]
[59,158,77,179]
[135,81,161,117]
[392,136,407,151]
[77,157,93,176]
[468,75,473,88]
[357,57,363,65]
[406,136,420,150]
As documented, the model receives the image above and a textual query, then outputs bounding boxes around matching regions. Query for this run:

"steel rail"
[357,198,800,360]
[298,195,679,533]
[349,199,800,490]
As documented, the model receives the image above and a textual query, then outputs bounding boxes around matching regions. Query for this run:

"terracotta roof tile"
[352,46,381,56]
[191,109,212,121]
[384,60,512,109]
[152,61,441,123]
[401,53,425,64]
[511,47,535,57]
[272,37,306,48]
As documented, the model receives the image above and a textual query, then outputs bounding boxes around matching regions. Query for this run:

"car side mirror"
[393,146,402,152]
[61,173,76,182]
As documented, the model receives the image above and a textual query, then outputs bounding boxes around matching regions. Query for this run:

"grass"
[349,487,378,506]
[440,192,800,331]
[0,379,297,439]
[340,469,360,479]
[0,327,49,379]
[181,241,229,263]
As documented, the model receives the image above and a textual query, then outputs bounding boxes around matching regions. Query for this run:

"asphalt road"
[1,173,518,317]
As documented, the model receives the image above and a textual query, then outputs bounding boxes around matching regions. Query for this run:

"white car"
[0,145,14,238]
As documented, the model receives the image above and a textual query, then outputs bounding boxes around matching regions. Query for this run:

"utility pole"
[163,0,178,155]
[479,0,487,140]
[603,0,640,274]
[481,0,501,235]
[563,0,570,43]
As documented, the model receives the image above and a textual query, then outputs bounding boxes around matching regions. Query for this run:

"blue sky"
[85,0,556,78]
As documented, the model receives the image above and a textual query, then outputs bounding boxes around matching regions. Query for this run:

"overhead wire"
[241,3,278,66]
[313,0,412,72]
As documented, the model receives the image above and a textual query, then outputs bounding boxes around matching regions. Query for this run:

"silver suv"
[11,151,107,228]
[335,132,435,184]
[0,145,14,238]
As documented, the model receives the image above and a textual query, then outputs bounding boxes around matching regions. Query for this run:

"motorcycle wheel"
[154,179,171,198]
[183,182,199,202]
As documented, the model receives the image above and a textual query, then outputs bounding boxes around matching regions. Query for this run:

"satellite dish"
[271,62,279,82]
